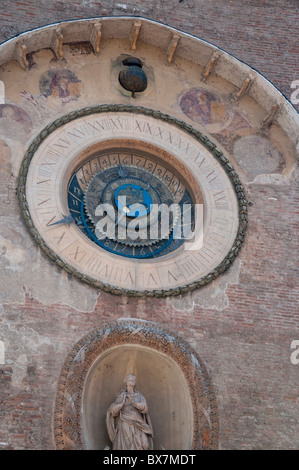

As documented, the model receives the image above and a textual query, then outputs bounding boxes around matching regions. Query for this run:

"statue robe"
[106,391,153,450]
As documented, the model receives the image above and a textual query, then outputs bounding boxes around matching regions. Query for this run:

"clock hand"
[75,217,83,226]
[48,214,75,227]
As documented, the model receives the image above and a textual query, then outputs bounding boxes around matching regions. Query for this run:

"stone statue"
[106,374,154,450]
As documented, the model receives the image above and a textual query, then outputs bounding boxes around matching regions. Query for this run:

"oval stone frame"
[18,104,247,297]
[53,319,219,450]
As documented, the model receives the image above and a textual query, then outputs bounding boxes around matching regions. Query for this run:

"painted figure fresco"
[180,88,229,127]
[180,87,252,138]
[39,68,82,105]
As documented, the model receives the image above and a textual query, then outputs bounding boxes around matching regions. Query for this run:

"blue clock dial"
[67,152,194,259]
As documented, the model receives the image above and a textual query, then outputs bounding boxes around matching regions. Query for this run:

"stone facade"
[0,1,298,451]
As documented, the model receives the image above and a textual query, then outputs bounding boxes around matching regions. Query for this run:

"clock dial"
[19,106,247,296]
[67,153,194,259]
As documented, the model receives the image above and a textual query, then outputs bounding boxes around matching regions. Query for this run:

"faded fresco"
[179,87,251,137]
[180,88,229,127]
[39,68,82,108]
[233,135,282,178]
[0,104,32,141]
[179,87,286,179]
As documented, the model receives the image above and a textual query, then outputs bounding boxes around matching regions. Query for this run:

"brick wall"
[0,0,298,451]
[1,228,299,450]
[2,171,299,449]
[0,0,298,111]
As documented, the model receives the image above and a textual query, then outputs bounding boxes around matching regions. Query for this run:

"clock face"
[19,106,247,296]
[67,150,195,259]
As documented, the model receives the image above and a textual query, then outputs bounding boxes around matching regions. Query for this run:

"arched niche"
[54,319,219,450]
[82,344,193,450]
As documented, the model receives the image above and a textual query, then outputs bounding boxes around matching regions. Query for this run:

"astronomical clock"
[18,105,246,296]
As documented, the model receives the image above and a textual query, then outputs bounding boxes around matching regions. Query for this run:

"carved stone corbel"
[261,102,281,128]
[167,33,180,64]
[14,40,29,70]
[90,22,102,55]
[51,28,64,59]
[129,21,142,52]
[201,51,221,82]
[233,73,255,100]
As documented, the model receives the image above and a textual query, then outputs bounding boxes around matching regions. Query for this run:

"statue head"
[124,374,136,390]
